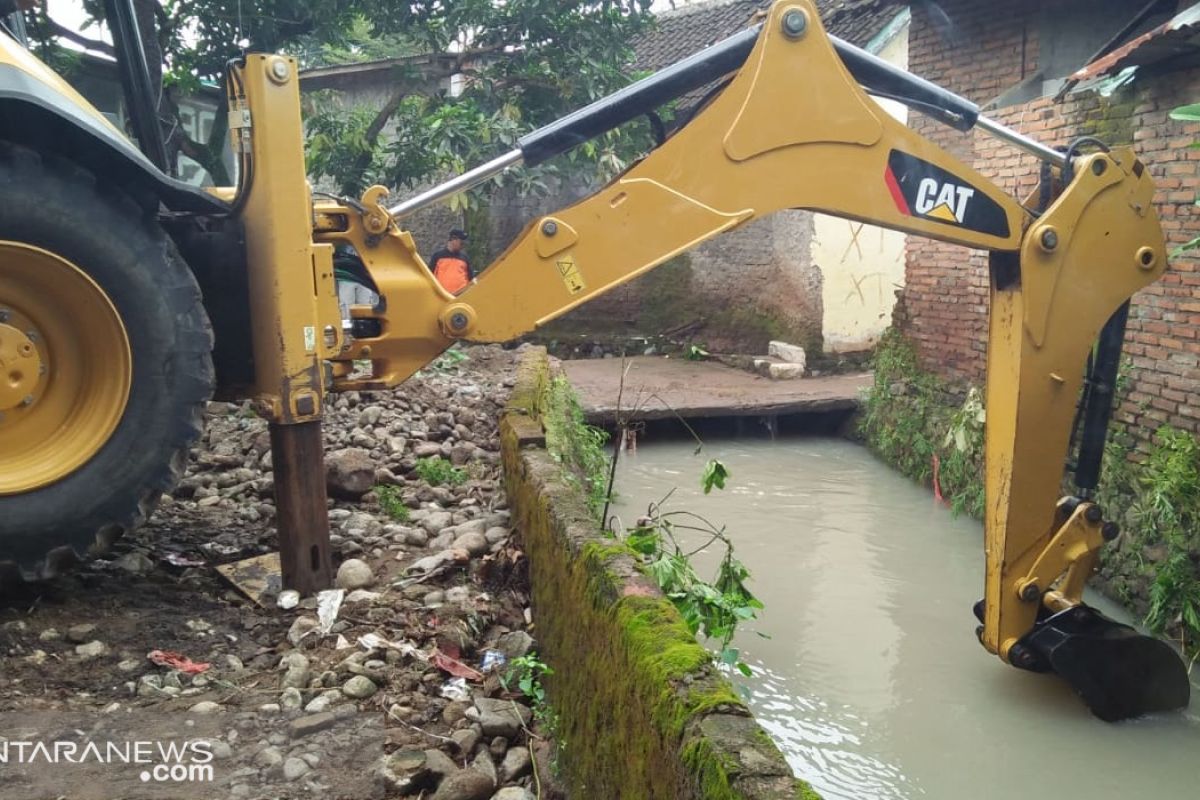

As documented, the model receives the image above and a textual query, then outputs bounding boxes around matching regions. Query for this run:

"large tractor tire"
[0,143,214,578]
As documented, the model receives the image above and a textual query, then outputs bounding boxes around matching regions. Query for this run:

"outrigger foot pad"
[1010,603,1191,722]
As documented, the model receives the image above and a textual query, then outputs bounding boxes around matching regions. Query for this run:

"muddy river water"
[613,436,1200,800]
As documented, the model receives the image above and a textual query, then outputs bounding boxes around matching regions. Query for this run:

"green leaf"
[1169,103,1200,121]
[626,528,659,556]
[701,459,730,494]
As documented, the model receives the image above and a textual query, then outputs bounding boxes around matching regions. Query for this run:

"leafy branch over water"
[542,364,762,675]
[622,483,762,678]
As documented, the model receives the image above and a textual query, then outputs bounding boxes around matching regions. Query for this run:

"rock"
[451,532,489,557]
[279,652,311,690]
[442,700,470,725]
[376,750,430,794]
[342,675,378,699]
[474,697,532,739]
[66,623,96,643]
[336,558,375,590]
[280,687,303,711]
[282,756,311,781]
[288,712,337,739]
[445,586,471,606]
[449,442,475,466]
[432,768,494,800]
[346,589,383,603]
[483,527,509,545]
[491,789,535,800]
[188,701,222,715]
[75,640,108,660]
[304,690,343,713]
[423,748,459,780]
[387,437,408,456]
[117,658,140,673]
[326,448,376,499]
[472,750,499,788]
[768,340,807,367]
[254,746,284,769]
[211,741,234,760]
[136,675,163,697]
[113,551,155,574]
[423,590,446,605]
[412,753,451,782]
[343,512,384,536]
[488,737,508,758]
[287,616,320,646]
[420,510,454,533]
[408,550,461,574]
[428,531,456,551]
[500,747,532,782]
[38,627,61,642]
[450,727,480,756]
[414,442,443,458]
[496,631,534,661]
[25,650,47,665]
[405,528,431,547]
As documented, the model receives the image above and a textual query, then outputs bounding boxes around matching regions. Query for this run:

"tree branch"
[44,16,115,56]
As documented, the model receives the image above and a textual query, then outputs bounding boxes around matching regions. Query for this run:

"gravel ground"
[0,344,564,800]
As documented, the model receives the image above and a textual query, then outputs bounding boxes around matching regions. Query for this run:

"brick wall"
[900,0,1200,449]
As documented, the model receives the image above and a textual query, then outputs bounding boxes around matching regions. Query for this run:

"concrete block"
[767,362,804,380]
[768,340,807,367]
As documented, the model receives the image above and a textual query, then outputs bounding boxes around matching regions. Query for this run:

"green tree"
[23,1,657,194]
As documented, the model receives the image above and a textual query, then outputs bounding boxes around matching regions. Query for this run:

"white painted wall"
[812,18,909,353]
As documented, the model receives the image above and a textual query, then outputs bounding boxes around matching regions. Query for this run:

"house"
[894,0,1200,449]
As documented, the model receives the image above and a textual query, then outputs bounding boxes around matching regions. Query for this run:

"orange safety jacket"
[428,248,472,294]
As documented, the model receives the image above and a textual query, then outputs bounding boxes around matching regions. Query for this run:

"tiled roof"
[633,0,905,73]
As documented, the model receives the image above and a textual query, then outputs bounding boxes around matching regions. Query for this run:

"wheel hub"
[0,321,43,414]
[0,241,132,495]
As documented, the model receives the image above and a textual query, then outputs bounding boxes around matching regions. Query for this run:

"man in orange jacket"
[427,228,473,294]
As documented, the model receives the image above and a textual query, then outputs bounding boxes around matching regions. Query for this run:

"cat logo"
[914,178,974,224]
[884,150,1010,238]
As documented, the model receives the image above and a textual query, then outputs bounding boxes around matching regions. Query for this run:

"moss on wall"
[500,348,816,800]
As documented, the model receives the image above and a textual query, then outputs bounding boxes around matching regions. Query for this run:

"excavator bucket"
[978,602,1191,721]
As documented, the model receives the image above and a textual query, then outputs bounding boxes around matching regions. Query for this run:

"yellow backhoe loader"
[0,0,1189,721]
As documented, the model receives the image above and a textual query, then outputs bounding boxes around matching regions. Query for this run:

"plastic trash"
[439,677,471,701]
[479,650,507,674]
[316,588,346,634]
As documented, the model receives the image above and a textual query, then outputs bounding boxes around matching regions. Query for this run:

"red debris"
[147,650,211,675]
[431,648,484,682]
